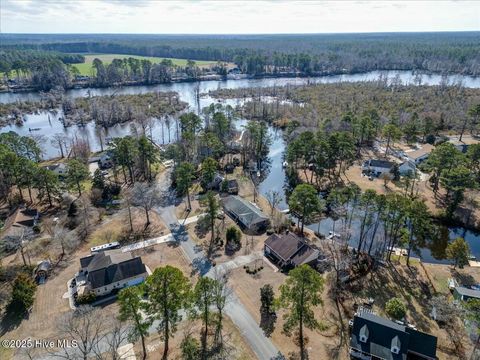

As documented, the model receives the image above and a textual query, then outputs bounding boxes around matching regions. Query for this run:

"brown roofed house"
[264,232,319,270]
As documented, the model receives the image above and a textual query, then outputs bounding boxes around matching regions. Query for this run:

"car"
[216,211,225,219]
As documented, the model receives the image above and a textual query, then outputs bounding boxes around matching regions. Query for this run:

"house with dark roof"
[222,195,270,234]
[362,159,396,178]
[264,232,320,270]
[75,249,148,297]
[350,309,437,360]
[453,286,480,302]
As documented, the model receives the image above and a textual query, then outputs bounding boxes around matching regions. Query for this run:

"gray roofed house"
[76,249,148,297]
[264,232,319,269]
[453,286,480,302]
[222,195,270,234]
[350,309,437,360]
[362,159,396,178]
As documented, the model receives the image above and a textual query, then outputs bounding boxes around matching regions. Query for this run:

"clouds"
[1,0,479,34]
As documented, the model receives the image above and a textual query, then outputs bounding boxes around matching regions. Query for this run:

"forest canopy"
[1,32,479,76]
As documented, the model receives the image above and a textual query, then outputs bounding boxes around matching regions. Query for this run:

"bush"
[76,291,96,305]
[225,225,242,251]
[9,273,37,313]
[385,297,407,320]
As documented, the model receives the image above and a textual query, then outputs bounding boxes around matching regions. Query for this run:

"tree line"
[3,32,480,75]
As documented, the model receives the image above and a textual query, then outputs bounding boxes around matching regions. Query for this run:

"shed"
[227,179,239,194]
[222,196,270,234]
[34,260,52,284]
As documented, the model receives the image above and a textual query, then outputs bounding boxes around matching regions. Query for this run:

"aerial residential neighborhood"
[0,1,480,360]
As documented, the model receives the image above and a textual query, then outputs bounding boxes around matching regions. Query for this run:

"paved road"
[37,170,282,360]
[156,170,282,360]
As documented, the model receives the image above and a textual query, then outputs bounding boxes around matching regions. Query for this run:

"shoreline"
[2,68,480,95]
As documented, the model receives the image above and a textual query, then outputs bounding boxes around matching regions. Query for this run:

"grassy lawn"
[73,53,218,75]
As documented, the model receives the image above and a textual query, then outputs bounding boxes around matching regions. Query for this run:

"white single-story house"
[362,159,395,178]
[46,163,68,176]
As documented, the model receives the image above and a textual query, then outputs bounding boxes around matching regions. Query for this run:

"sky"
[1,0,479,34]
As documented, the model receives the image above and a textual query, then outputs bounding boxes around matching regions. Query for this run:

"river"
[1,70,479,263]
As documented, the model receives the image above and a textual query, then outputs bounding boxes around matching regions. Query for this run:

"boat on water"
[28,127,41,131]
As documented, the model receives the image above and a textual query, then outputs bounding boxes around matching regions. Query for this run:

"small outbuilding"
[222,195,270,234]
[226,179,239,194]
[34,260,52,284]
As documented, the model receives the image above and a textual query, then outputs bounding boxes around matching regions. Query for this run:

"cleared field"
[73,53,218,75]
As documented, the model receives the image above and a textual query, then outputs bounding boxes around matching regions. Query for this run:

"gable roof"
[265,232,318,266]
[79,250,147,289]
[350,310,437,360]
[223,196,269,228]
[367,159,395,169]
[455,286,480,299]
[406,144,434,160]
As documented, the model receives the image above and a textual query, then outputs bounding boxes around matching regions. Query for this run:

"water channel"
[1,70,479,263]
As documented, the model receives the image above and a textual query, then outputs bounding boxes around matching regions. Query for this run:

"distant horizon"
[2,0,478,34]
[2,31,480,35]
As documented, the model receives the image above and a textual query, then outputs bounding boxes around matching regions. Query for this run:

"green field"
[73,53,218,75]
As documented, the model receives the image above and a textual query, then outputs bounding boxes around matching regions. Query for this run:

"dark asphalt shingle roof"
[223,195,269,228]
[265,233,318,266]
[350,310,437,360]
[368,159,395,169]
[455,286,480,299]
[80,250,147,289]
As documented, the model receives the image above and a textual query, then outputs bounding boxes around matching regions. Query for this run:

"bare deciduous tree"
[129,182,161,227]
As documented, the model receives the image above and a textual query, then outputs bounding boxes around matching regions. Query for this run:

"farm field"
[72,53,219,75]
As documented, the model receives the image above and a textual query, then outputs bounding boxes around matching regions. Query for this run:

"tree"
[137,135,157,181]
[204,191,219,257]
[289,184,322,234]
[225,225,242,252]
[92,168,105,191]
[200,157,218,191]
[260,284,277,336]
[130,182,161,227]
[440,165,474,218]
[194,276,217,359]
[181,335,200,360]
[66,159,90,196]
[446,237,470,269]
[424,142,463,194]
[146,266,192,360]
[382,123,402,156]
[118,286,151,360]
[113,136,138,184]
[265,190,282,216]
[175,162,195,210]
[385,297,407,320]
[261,284,275,315]
[34,167,62,207]
[275,264,324,360]
[9,273,36,313]
[57,305,105,360]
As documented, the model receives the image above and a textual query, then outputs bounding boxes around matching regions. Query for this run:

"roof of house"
[222,196,269,228]
[406,144,434,160]
[350,310,437,360]
[12,208,38,227]
[448,135,480,146]
[454,286,480,299]
[366,159,395,169]
[265,233,318,266]
[80,250,147,289]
